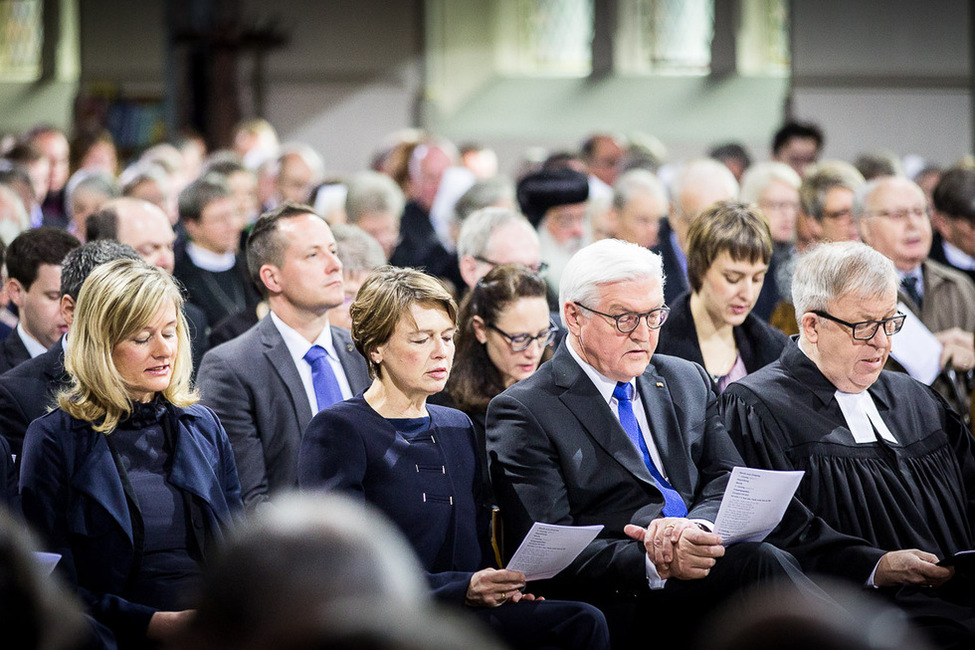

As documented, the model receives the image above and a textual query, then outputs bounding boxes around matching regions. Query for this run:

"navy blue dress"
[298,394,610,650]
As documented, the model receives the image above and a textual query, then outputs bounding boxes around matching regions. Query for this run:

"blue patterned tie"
[303,345,345,412]
[613,381,687,518]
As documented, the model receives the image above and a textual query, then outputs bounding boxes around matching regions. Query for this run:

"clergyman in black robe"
[721,241,975,649]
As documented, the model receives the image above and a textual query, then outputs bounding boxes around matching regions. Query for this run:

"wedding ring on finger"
[498,592,508,604]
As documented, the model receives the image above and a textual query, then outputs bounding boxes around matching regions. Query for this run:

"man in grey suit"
[197,202,370,512]
[486,238,810,645]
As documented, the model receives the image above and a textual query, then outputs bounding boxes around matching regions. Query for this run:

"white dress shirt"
[270,311,354,416]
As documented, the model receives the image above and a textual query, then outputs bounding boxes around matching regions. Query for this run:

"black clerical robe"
[722,341,975,559]
[721,341,975,646]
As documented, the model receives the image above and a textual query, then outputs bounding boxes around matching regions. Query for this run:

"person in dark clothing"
[436,264,555,505]
[0,240,140,467]
[0,226,79,373]
[173,175,258,327]
[657,201,788,392]
[299,266,610,650]
[722,241,975,648]
[20,259,241,649]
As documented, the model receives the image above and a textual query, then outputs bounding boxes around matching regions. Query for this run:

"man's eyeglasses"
[812,310,906,341]
[488,323,558,352]
[573,302,670,333]
[866,207,929,221]
[475,256,549,276]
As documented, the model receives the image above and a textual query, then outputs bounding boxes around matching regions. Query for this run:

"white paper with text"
[506,522,603,580]
[714,467,803,545]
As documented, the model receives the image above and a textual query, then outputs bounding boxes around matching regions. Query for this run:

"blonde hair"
[58,258,197,433]
[350,266,457,379]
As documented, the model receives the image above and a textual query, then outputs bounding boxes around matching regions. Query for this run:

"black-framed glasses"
[487,323,558,352]
[573,302,670,333]
[812,310,906,341]
[474,256,549,275]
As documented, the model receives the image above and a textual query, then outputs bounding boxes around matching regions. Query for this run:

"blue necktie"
[304,345,345,412]
[613,381,688,518]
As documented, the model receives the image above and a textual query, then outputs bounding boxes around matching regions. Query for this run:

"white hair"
[792,241,897,326]
[560,238,665,309]
[345,171,404,223]
[739,161,801,204]
[612,168,667,211]
[669,158,740,220]
[456,206,536,260]
[277,142,326,184]
[851,175,924,222]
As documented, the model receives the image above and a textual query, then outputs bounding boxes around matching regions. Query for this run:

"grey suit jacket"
[486,343,740,595]
[197,315,370,511]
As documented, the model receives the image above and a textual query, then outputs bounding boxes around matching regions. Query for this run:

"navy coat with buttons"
[19,402,242,646]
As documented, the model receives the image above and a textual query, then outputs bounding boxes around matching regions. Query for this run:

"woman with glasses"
[657,201,788,392]
[435,264,555,502]
[297,266,609,650]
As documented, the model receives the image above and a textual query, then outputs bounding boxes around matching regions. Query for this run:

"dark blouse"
[298,395,491,594]
[722,340,975,558]
[656,292,789,389]
[109,401,200,610]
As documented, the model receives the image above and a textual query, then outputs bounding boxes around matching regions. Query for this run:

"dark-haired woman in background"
[657,201,788,392]
[435,264,555,500]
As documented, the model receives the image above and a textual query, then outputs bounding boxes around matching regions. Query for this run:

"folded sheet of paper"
[714,467,804,545]
[506,522,603,581]
[890,303,942,385]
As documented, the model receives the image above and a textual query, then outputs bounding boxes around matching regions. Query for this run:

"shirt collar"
[185,241,237,272]
[566,336,634,405]
[942,240,975,271]
[17,323,48,358]
[270,310,336,367]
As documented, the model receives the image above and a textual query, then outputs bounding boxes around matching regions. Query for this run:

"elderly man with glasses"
[722,241,975,648]
[486,238,840,646]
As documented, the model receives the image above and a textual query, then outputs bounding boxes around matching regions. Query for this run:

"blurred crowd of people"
[0,116,973,649]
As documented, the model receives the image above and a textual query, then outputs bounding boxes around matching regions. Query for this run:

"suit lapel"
[332,326,369,394]
[552,348,656,487]
[636,366,693,495]
[168,410,233,527]
[259,317,314,432]
[70,430,133,542]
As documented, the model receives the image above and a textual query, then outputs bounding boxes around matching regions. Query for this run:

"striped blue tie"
[614,381,688,518]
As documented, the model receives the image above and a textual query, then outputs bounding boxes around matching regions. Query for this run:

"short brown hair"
[686,201,772,293]
[245,201,321,296]
[350,266,457,379]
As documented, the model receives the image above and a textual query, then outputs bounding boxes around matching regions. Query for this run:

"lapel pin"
[656,382,664,388]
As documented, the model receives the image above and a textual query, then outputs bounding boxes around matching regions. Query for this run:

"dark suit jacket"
[929,232,975,285]
[486,344,739,595]
[298,397,488,602]
[0,340,67,459]
[651,219,689,307]
[656,292,788,380]
[19,403,241,645]
[0,330,31,374]
[173,251,259,327]
[197,315,370,511]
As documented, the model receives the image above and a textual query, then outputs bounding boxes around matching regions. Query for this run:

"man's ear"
[258,264,280,295]
[459,255,480,290]
[60,294,75,327]
[6,279,24,308]
[563,302,583,336]
[800,311,820,344]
